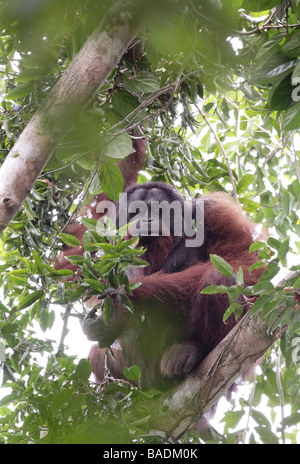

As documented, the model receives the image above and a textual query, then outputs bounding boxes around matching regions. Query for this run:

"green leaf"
[99,161,124,202]
[123,364,141,382]
[278,238,289,261]
[267,237,281,251]
[118,293,134,314]
[124,71,160,94]
[249,261,265,272]
[281,413,300,428]
[223,302,240,322]
[47,269,74,278]
[17,290,44,311]
[293,276,300,290]
[0,302,9,313]
[251,294,271,315]
[85,279,105,292]
[111,91,139,118]
[27,366,42,386]
[64,254,84,265]
[52,389,73,415]
[98,261,116,276]
[63,394,86,419]
[251,410,271,428]
[0,341,5,362]
[117,237,140,251]
[58,233,80,247]
[74,358,92,382]
[258,262,280,282]
[0,393,19,407]
[201,285,229,294]
[57,286,87,304]
[102,133,133,160]
[31,249,47,275]
[6,83,33,100]
[39,309,55,332]
[210,254,234,277]
[292,60,300,79]
[8,273,28,287]
[260,298,282,319]
[249,241,266,253]
[241,0,280,11]
[268,74,295,111]
[270,306,294,331]
[253,281,274,295]
[89,173,101,196]
[103,297,115,325]
[97,243,116,253]
[16,68,44,82]
[236,267,244,286]
[126,257,149,267]
[255,426,279,444]
[80,217,98,230]
[221,410,245,434]
[262,53,298,80]
[236,174,254,194]
[282,31,300,58]
[283,102,300,131]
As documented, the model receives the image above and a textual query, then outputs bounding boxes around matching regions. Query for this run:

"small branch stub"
[3,198,16,209]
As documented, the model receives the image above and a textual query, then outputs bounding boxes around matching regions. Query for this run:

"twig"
[56,303,72,357]
[49,149,104,251]
[107,84,175,135]
[276,348,286,444]
[226,97,282,150]
[243,368,257,444]
[188,0,299,36]
[195,103,239,203]
[39,149,96,177]
[237,22,300,35]
[42,82,179,179]
[108,66,186,136]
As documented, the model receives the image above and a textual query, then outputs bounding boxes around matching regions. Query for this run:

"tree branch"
[145,272,299,440]
[195,103,239,204]
[276,348,286,444]
[56,304,72,358]
[0,0,140,234]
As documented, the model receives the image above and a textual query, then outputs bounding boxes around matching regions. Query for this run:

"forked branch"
[146,272,299,440]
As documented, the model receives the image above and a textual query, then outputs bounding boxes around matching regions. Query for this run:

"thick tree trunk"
[0,0,140,233]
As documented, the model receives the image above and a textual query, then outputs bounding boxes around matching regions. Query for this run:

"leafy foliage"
[0,0,300,444]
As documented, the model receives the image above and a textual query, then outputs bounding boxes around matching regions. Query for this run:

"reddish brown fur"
[124,192,264,361]
[55,137,265,390]
[62,180,264,390]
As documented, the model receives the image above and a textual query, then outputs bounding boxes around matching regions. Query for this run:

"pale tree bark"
[0,0,140,233]
[145,273,298,440]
